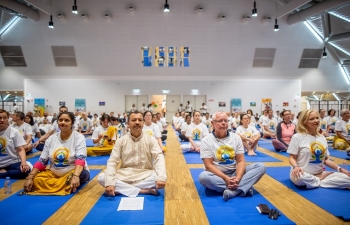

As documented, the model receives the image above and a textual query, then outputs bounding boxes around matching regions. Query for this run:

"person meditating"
[332,109,350,155]
[97,111,166,197]
[0,110,31,179]
[199,111,265,201]
[272,110,296,152]
[23,112,90,195]
[288,110,350,189]
[235,113,260,156]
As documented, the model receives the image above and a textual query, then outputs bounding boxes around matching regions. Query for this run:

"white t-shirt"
[287,133,329,175]
[186,123,209,141]
[235,126,259,138]
[92,126,117,146]
[12,122,33,141]
[50,121,60,133]
[31,124,40,136]
[180,122,191,134]
[143,123,161,138]
[159,118,167,127]
[200,132,244,172]
[202,117,211,130]
[140,106,147,112]
[231,117,240,127]
[178,106,184,112]
[185,104,193,112]
[262,117,278,133]
[335,119,350,139]
[156,121,163,132]
[79,118,93,131]
[319,117,328,132]
[39,124,52,133]
[0,126,26,168]
[259,115,267,123]
[39,131,89,177]
[41,116,53,123]
[12,105,19,113]
[34,116,41,124]
[327,116,338,130]
[200,105,207,114]
[177,117,185,128]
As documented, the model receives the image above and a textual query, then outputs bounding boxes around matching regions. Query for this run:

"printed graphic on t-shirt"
[330,118,337,126]
[244,132,252,138]
[309,142,325,164]
[269,121,276,130]
[346,124,350,135]
[82,122,87,131]
[144,130,154,137]
[192,128,201,140]
[216,145,235,164]
[320,121,327,130]
[53,147,70,167]
[0,136,8,156]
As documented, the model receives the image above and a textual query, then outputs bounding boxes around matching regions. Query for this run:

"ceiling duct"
[0,0,39,21]
[287,0,349,25]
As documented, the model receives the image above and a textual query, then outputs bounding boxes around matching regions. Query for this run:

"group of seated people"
[0,107,349,202]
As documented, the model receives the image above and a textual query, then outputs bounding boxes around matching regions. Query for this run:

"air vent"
[252,48,276,68]
[0,46,27,67]
[298,49,322,68]
[51,46,77,66]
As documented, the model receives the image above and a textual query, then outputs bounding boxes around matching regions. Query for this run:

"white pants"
[290,170,350,189]
[180,141,201,152]
[98,172,156,197]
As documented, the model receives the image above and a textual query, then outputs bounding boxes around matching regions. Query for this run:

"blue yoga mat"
[190,169,295,225]
[258,142,290,157]
[27,155,40,164]
[81,189,165,225]
[86,139,95,147]
[328,148,350,160]
[0,169,101,225]
[183,151,282,164]
[266,167,350,221]
[86,156,110,165]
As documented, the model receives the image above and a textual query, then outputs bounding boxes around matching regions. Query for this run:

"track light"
[274,19,279,31]
[322,46,327,58]
[164,0,169,12]
[72,0,78,14]
[252,1,257,17]
[48,15,54,28]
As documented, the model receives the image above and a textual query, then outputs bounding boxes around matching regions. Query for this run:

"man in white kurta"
[98,111,166,197]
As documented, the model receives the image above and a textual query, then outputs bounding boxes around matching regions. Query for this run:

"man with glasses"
[198,111,266,201]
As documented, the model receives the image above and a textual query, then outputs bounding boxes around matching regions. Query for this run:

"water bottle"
[4,177,12,194]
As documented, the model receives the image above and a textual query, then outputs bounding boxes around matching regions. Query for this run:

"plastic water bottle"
[4,177,12,194]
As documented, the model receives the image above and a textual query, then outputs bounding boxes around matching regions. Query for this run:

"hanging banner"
[231,99,242,112]
[75,99,86,112]
[34,99,45,117]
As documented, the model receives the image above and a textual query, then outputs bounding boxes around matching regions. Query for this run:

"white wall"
[24,79,301,115]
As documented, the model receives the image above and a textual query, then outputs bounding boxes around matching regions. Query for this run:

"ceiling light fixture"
[192,89,199,94]
[72,0,78,14]
[133,89,140,93]
[162,90,170,94]
[48,15,54,28]
[274,19,279,31]
[164,0,169,12]
[313,95,319,101]
[252,1,257,17]
[3,94,11,101]
[322,46,327,58]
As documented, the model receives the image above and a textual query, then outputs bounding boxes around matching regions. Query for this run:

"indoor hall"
[1,0,350,224]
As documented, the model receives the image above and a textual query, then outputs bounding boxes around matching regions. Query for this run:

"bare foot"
[320,172,333,180]
[0,169,7,173]
[248,151,257,156]
[139,188,158,195]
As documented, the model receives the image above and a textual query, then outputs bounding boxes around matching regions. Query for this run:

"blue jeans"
[199,163,266,195]
[0,162,31,179]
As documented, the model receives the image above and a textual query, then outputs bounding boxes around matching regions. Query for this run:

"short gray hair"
[340,109,349,117]
[212,111,228,120]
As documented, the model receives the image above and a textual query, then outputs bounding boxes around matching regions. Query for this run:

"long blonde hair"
[296,109,320,135]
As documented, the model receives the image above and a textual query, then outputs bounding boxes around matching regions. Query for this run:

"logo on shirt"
[83,122,87,130]
[244,132,252,138]
[320,121,327,130]
[331,118,336,126]
[309,142,326,164]
[269,121,275,130]
[346,124,350,135]
[144,130,154,137]
[192,128,201,140]
[216,145,235,164]
[53,147,70,167]
[0,137,7,156]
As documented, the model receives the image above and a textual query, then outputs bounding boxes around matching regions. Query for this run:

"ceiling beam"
[276,0,312,19]
[328,31,350,42]
[24,0,52,15]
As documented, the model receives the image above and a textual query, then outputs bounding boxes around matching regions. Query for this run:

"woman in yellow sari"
[23,112,90,195]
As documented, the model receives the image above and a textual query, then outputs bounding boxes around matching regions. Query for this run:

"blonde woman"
[287,110,350,189]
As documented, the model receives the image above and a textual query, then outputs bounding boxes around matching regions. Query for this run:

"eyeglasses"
[213,119,229,124]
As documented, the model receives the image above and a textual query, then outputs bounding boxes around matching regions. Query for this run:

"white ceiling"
[0,0,350,92]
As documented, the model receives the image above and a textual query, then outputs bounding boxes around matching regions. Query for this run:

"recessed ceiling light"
[162,90,170,94]
[192,89,198,94]
[133,89,140,93]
